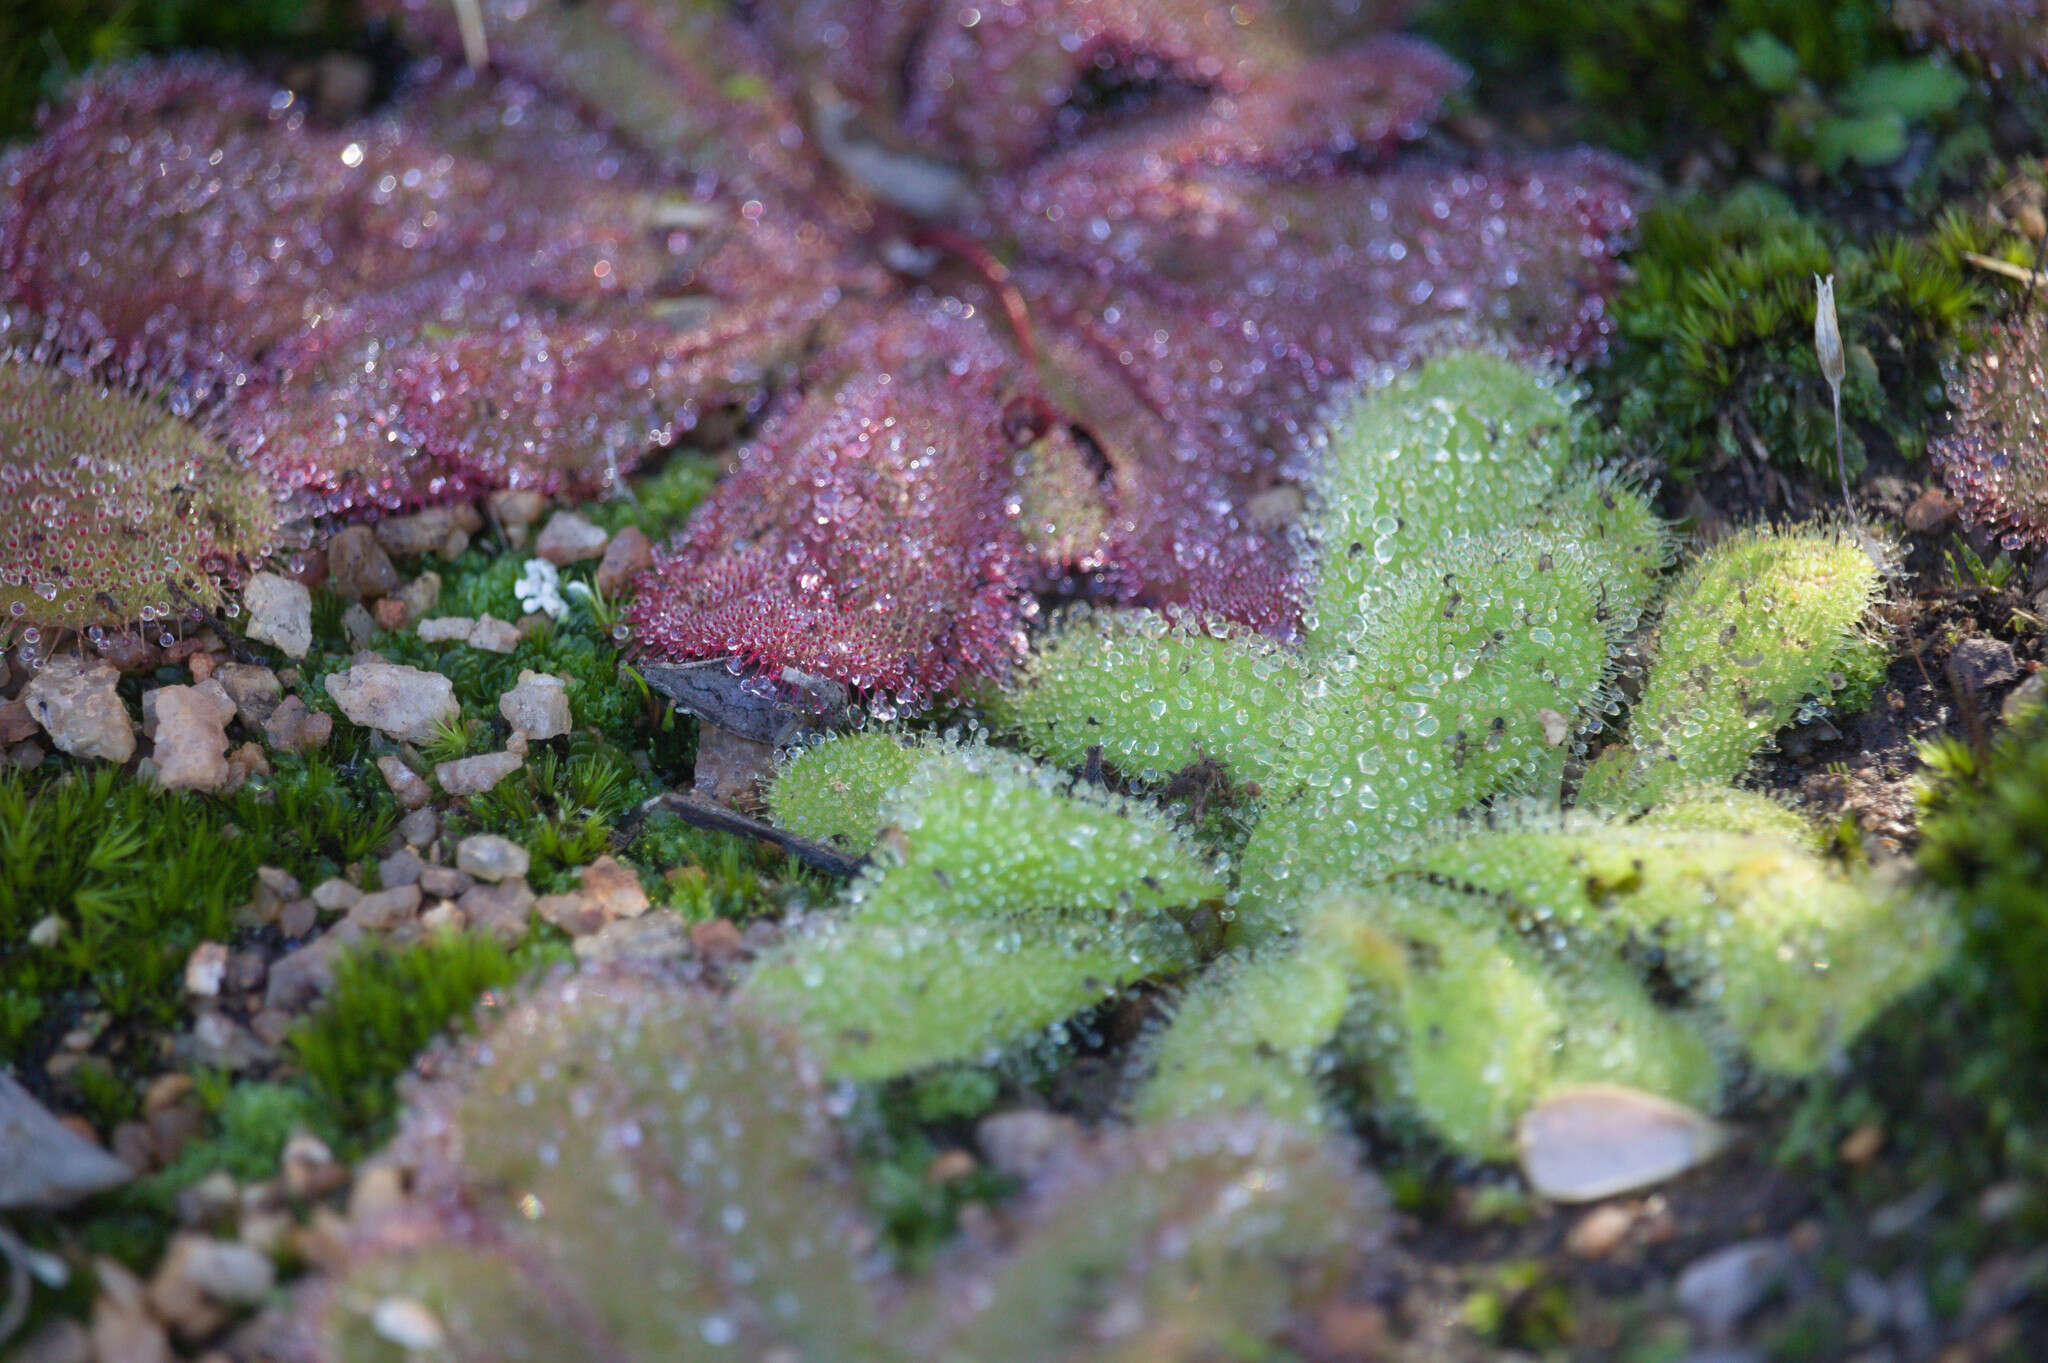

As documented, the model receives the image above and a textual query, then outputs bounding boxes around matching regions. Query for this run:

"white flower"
[515,558,568,620]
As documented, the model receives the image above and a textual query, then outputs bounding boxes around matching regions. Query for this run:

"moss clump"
[1918,714,2048,1080]
[288,930,567,1147]
[1595,186,1995,480]
[0,753,394,1057]
[1416,0,1981,168]
[0,353,282,639]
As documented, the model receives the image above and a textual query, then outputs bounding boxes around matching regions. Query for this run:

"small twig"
[640,791,866,878]
[1962,249,2048,293]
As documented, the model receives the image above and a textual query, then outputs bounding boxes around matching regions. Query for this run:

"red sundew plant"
[2,0,1643,696]
[0,335,281,643]
[1932,317,2048,551]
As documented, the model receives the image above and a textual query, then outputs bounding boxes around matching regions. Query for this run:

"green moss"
[288,930,567,1148]
[0,753,394,1058]
[1917,715,2048,1117]
[1415,0,1985,169]
[0,0,362,140]
[625,807,817,921]
[580,452,719,537]
[1593,186,1998,479]
[133,1081,331,1207]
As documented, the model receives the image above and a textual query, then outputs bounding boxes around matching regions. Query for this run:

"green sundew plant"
[318,968,1381,1363]
[739,349,1952,1159]
[746,740,1222,1078]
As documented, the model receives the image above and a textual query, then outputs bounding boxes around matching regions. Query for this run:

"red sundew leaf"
[1,1,1643,690]
[625,305,1040,700]
[1896,0,2048,75]
[1931,318,2048,551]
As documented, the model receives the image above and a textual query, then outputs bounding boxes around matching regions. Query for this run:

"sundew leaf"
[2,1,1641,689]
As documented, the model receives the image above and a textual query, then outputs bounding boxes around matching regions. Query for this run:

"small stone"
[149,1233,275,1334]
[1903,486,1957,534]
[348,1163,407,1221]
[374,506,473,559]
[311,878,362,913]
[371,597,410,631]
[1518,1084,1729,1202]
[111,1122,155,1175]
[282,1129,345,1199]
[417,616,476,644]
[469,614,521,653]
[226,950,267,994]
[488,487,547,530]
[376,755,432,809]
[341,602,376,648]
[693,725,777,806]
[927,1149,979,1184]
[976,1110,1079,1180]
[24,657,135,763]
[241,572,312,659]
[1838,1122,1884,1167]
[212,664,281,728]
[398,807,439,846]
[279,898,318,938]
[347,883,422,933]
[92,1260,173,1363]
[689,915,745,963]
[226,741,272,788]
[1537,707,1571,746]
[184,942,230,997]
[143,1074,194,1117]
[440,527,472,559]
[498,669,572,740]
[418,864,471,898]
[326,524,401,600]
[6,738,46,769]
[574,909,692,964]
[326,663,460,742]
[420,901,467,934]
[189,652,218,682]
[148,681,237,792]
[436,748,524,795]
[456,879,535,943]
[27,913,64,948]
[0,698,41,744]
[0,1071,132,1209]
[536,891,602,936]
[2002,672,2047,724]
[1947,636,2021,697]
[178,1011,272,1072]
[596,524,655,594]
[372,1297,447,1352]
[1566,1203,1637,1259]
[535,509,608,565]
[379,847,426,889]
[578,854,649,920]
[265,930,353,1010]
[262,696,332,752]
[1675,1239,1790,1338]
[397,571,442,622]
[147,1101,206,1166]
[250,1009,295,1047]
